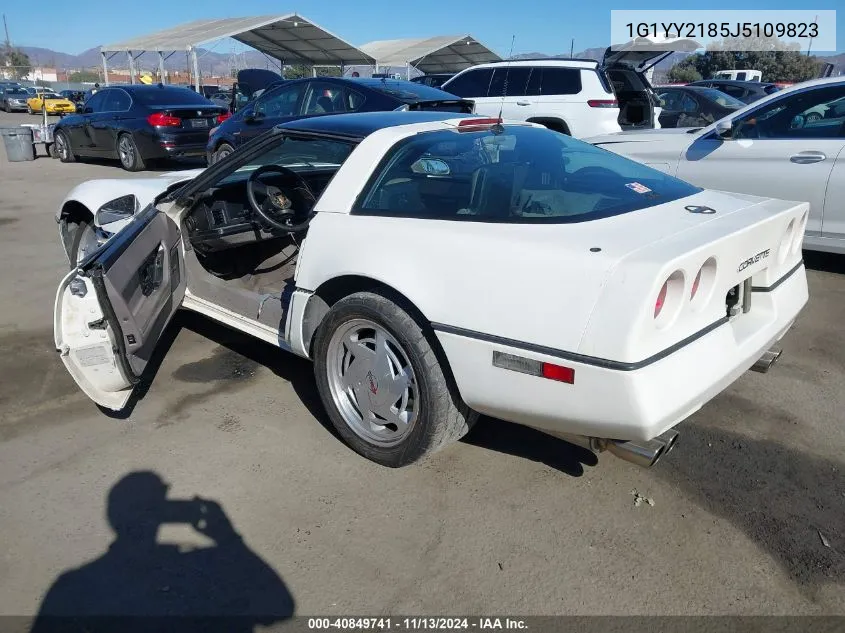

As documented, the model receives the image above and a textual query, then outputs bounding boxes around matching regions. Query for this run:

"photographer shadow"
[30,471,294,633]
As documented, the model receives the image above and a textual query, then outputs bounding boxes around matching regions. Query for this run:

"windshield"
[5,89,27,96]
[357,125,701,223]
[217,134,356,187]
[131,87,212,105]
[699,88,746,108]
[43,93,62,99]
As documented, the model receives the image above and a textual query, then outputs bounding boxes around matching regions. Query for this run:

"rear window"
[539,68,582,95]
[764,85,781,94]
[130,87,213,106]
[355,125,700,223]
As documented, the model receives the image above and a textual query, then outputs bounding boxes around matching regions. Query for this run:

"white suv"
[442,50,677,138]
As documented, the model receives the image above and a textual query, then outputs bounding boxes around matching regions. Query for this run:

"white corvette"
[54,112,809,468]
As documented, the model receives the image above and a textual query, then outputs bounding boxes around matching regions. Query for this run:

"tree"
[0,48,32,80]
[68,70,99,83]
[282,64,341,79]
[666,37,821,83]
[667,65,702,83]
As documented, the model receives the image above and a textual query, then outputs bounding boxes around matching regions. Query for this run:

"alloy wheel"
[325,318,419,447]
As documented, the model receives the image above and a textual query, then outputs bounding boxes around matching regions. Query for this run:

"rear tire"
[54,130,76,163]
[313,291,476,467]
[213,142,235,165]
[117,133,145,171]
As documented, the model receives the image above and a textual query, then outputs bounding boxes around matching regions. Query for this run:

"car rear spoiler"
[402,99,475,114]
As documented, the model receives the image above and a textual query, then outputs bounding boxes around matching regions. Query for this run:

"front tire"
[117,133,145,171]
[313,291,476,467]
[213,142,235,165]
[67,216,98,265]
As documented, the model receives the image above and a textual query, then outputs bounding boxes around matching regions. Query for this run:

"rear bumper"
[436,263,808,441]
[135,131,210,159]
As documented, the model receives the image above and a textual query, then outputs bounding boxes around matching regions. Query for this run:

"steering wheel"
[246,164,317,233]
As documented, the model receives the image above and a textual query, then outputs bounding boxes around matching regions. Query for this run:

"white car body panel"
[56,169,203,245]
[54,116,810,447]
[587,77,845,254]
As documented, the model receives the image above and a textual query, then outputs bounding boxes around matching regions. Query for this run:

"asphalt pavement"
[0,108,843,621]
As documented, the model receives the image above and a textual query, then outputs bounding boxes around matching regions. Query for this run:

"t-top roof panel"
[360,35,501,73]
[101,14,375,65]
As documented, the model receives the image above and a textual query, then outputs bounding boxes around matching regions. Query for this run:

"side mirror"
[244,109,258,123]
[411,158,451,176]
[83,106,93,114]
[715,119,733,139]
[96,194,138,226]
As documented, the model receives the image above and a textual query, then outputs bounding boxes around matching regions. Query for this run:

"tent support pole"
[158,51,166,84]
[191,47,200,92]
[101,51,109,86]
[127,50,136,84]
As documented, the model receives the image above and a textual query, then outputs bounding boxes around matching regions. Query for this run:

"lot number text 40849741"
[307,618,528,630]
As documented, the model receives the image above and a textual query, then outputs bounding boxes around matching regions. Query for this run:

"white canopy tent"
[100,14,376,90]
[360,35,501,76]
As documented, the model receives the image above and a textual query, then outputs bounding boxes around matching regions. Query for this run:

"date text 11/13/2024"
[307,618,528,630]
[625,21,819,39]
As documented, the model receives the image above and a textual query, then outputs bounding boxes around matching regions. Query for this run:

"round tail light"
[690,268,702,300]
[655,281,668,319]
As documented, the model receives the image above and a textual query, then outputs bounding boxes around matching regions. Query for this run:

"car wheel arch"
[58,200,94,263]
[527,117,571,135]
[301,274,466,404]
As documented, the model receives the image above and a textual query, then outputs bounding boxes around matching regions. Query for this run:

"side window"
[658,90,681,110]
[345,89,366,111]
[735,85,845,139]
[442,68,494,98]
[102,89,131,112]
[486,67,532,98]
[681,94,699,113]
[303,83,345,114]
[538,68,582,96]
[735,72,748,81]
[84,91,107,113]
[254,84,304,117]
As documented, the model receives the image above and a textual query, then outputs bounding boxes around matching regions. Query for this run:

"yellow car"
[26,93,75,116]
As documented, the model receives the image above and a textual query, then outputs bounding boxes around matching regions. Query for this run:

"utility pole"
[3,14,11,53]
[570,39,574,59]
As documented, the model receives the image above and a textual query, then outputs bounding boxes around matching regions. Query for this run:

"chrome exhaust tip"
[750,347,782,373]
[552,428,680,468]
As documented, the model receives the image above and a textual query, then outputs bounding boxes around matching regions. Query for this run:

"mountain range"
[18,44,845,78]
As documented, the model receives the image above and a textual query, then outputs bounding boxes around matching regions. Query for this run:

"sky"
[3,0,843,58]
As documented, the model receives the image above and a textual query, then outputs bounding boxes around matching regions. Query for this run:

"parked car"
[53,84,228,171]
[1,86,30,112]
[655,85,746,128]
[209,91,232,108]
[410,73,455,88]
[26,92,76,116]
[206,77,472,164]
[54,112,807,469]
[687,79,780,104]
[25,86,50,95]
[713,69,762,82]
[441,40,698,138]
[59,89,86,111]
[587,77,845,254]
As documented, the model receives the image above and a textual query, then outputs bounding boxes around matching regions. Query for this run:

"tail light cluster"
[216,112,231,124]
[147,112,181,127]
[587,99,619,108]
[653,258,718,328]
[790,210,808,256]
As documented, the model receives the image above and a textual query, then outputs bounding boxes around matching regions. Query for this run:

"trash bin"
[0,126,36,162]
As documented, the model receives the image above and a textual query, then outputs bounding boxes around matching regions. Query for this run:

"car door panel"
[820,146,845,240]
[54,206,185,410]
[238,83,306,146]
[677,85,845,236]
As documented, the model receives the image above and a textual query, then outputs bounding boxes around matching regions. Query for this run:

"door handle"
[139,245,165,296]
[790,151,826,164]
[516,101,531,106]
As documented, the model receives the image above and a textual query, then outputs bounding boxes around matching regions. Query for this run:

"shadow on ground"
[657,423,844,593]
[29,470,294,633]
[462,418,599,477]
[803,250,845,275]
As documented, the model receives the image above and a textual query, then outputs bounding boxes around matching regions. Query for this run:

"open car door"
[54,206,185,411]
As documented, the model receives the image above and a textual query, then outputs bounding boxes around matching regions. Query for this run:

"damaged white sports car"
[54,112,809,468]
